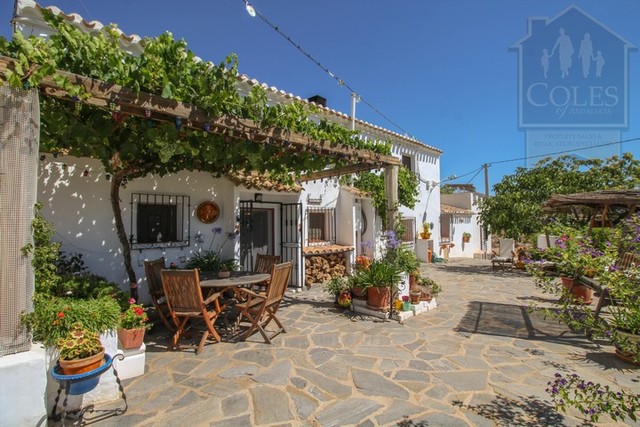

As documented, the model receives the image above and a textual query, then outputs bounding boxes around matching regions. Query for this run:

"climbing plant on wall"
[0,10,392,295]
[346,166,419,227]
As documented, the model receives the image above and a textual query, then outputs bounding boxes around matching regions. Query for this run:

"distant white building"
[439,192,487,258]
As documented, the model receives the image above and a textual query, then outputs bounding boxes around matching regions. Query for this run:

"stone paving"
[83,258,640,426]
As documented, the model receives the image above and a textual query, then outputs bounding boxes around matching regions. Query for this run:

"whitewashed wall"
[38,155,238,304]
[440,192,485,258]
[393,144,441,243]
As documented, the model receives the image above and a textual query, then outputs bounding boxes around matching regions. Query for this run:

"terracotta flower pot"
[58,347,105,375]
[118,327,146,350]
[351,286,367,300]
[560,276,592,304]
[410,291,421,304]
[367,287,391,311]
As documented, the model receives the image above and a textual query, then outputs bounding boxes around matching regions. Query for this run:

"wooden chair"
[234,261,292,344]
[161,269,222,354]
[252,254,281,291]
[491,238,516,270]
[144,257,173,332]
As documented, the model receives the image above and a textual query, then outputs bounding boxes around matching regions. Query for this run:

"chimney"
[308,95,327,107]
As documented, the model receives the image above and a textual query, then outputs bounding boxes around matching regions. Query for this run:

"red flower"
[57,311,65,319]
[129,298,136,304]
[134,307,144,316]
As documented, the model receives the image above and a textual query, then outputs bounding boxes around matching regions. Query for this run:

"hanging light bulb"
[244,1,256,17]
[204,123,211,132]
[175,117,183,131]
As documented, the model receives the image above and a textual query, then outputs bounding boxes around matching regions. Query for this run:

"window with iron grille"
[400,217,416,242]
[130,193,190,249]
[307,207,335,245]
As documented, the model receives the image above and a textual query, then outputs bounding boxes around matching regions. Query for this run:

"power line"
[241,0,415,138]
[465,166,484,185]
[448,136,640,189]
[490,136,640,166]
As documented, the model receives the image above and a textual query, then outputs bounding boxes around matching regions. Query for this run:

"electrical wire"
[243,2,640,187]
[449,136,640,189]
[465,166,484,185]
[241,0,415,138]
[490,136,640,166]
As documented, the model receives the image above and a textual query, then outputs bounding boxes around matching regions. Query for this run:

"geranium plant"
[119,299,149,330]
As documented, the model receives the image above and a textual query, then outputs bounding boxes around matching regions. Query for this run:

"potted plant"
[401,295,411,311]
[323,276,352,307]
[351,256,371,299]
[57,323,105,375]
[358,260,401,311]
[598,264,640,363]
[421,222,432,239]
[552,234,593,304]
[118,298,149,350]
[409,288,422,304]
[462,232,471,243]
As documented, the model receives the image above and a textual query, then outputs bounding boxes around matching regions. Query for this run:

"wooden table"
[200,272,271,337]
[200,271,271,289]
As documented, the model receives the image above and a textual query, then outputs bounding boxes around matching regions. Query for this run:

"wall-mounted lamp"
[254,193,263,202]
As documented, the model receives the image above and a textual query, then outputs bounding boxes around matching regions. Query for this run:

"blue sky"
[1,1,639,192]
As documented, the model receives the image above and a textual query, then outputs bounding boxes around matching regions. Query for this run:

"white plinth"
[0,345,47,427]
[351,299,389,320]
[114,343,146,380]
[415,239,434,263]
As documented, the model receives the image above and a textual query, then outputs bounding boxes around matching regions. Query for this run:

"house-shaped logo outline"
[511,4,636,129]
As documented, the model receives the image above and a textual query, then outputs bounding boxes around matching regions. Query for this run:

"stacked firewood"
[304,253,347,286]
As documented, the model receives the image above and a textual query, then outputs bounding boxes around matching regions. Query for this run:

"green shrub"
[22,295,120,347]
[186,250,237,272]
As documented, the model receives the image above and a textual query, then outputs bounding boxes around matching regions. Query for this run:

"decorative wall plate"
[196,201,220,224]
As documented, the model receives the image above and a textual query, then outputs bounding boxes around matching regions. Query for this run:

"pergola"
[0,54,402,354]
[542,189,640,231]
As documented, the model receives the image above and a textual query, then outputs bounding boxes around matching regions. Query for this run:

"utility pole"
[483,163,490,197]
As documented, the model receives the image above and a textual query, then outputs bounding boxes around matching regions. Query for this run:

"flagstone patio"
[73,258,639,426]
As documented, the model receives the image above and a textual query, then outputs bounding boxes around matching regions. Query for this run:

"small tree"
[478,154,640,239]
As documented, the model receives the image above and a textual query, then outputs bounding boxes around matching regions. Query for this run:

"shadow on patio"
[454,300,600,351]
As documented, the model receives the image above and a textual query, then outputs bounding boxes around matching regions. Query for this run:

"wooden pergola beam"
[299,163,381,182]
[0,56,400,168]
